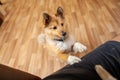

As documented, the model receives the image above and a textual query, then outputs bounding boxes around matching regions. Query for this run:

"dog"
[38,7,87,64]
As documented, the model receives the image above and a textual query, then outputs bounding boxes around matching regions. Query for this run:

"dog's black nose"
[62,31,66,36]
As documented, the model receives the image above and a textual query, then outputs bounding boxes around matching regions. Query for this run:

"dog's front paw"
[38,34,46,44]
[73,42,87,53]
[68,55,81,65]
[56,42,67,51]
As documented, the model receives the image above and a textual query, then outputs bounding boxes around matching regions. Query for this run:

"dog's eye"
[53,26,57,30]
[61,23,64,26]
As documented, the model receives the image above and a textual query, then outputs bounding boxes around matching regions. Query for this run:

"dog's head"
[43,7,68,41]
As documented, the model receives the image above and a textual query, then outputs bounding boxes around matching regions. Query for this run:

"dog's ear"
[56,7,64,19]
[43,13,51,26]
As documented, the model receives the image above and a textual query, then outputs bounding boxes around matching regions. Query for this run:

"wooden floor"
[0,0,120,78]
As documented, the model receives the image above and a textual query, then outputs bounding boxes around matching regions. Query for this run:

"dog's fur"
[38,7,87,64]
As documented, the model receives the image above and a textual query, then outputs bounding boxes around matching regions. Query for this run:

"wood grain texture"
[0,0,120,78]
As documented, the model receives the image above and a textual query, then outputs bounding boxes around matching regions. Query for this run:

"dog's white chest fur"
[47,35,75,52]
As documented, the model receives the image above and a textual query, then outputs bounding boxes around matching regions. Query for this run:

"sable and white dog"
[38,7,87,64]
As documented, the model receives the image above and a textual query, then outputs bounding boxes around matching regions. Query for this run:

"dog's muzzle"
[62,31,66,36]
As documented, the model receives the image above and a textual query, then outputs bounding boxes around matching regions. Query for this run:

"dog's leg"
[38,34,46,44]
[57,52,81,65]
[73,42,87,53]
